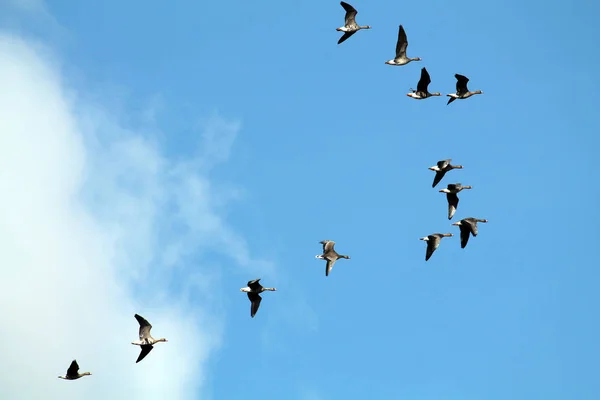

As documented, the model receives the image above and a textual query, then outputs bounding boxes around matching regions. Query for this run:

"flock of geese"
[338,1,483,103]
[57,1,486,383]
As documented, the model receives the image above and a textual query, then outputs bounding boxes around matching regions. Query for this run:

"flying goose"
[420,233,453,261]
[428,159,463,188]
[58,360,91,380]
[447,74,483,105]
[131,314,168,363]
[336,2,371,44]
[452,218,488,248]
[439,183,472,220]
[240,279,277,318]
[385,25,421,66]
[407,68,441,99]
[315,240,350,276]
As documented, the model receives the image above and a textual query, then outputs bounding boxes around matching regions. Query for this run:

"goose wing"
[464,218,479,236]
[455,74,469,96]
[432,170,447,188]
[248,292,262,318]
[446,193,459,220]
[459,224,471,248]
[395,25,408,58]
[416,68,431,92]
[135,314,152,340]
[66,360,79,378]
[248,278,263,291]
[326,258,337,277]
[437,159,451,169]
[338,31,357,44]
[320,240,335,253]
[136,344,153,363]
[340,2,358,27]
[425,235,441,261]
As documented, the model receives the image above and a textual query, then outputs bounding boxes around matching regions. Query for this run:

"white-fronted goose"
[58,360,91,380]
[407,68,441,99]
[429,159,463,188]
[131,314,168,363]
[336,2,371,44]
[315,240,350,276]
[240,279,277,318]
[385,25,421,66]
[452,218,488,248]
[447,74,483,105]
[439,183,472,220]
[419,233,453,261]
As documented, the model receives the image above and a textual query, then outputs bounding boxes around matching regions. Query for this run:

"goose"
[419,233,453,261]
[385,25,421,66]
[58,360,91,380]
[240,279,277,318]
[452,218,488,249]
[439,183,472,220]
[407,68,441,99]
[131,314,168,363]
[428,159,463,188]
[336,2,371,44]
[315,240,350,276]
[447,74,483,105]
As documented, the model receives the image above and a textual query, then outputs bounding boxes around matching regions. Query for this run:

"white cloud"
[0,33,257,399]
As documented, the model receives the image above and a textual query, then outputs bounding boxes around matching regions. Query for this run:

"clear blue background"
[3,0,599,398]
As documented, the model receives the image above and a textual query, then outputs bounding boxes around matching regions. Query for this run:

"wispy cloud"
[0,32,259,399]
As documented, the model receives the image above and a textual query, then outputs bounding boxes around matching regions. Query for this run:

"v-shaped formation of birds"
[57,1,487,381]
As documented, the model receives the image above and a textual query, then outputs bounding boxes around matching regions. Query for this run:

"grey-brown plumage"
[315,240,350,276]
[447,74,483,105]
[419,233,453,261]
[407,68,441,99]
[428,159,463,188]
[132,314,168,363]
[385,25,422,65]
[439,183,473,220]
[452,218,488,248]
[336,2,371,44]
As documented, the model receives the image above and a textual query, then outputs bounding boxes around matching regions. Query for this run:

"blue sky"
[1,0,599,399]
